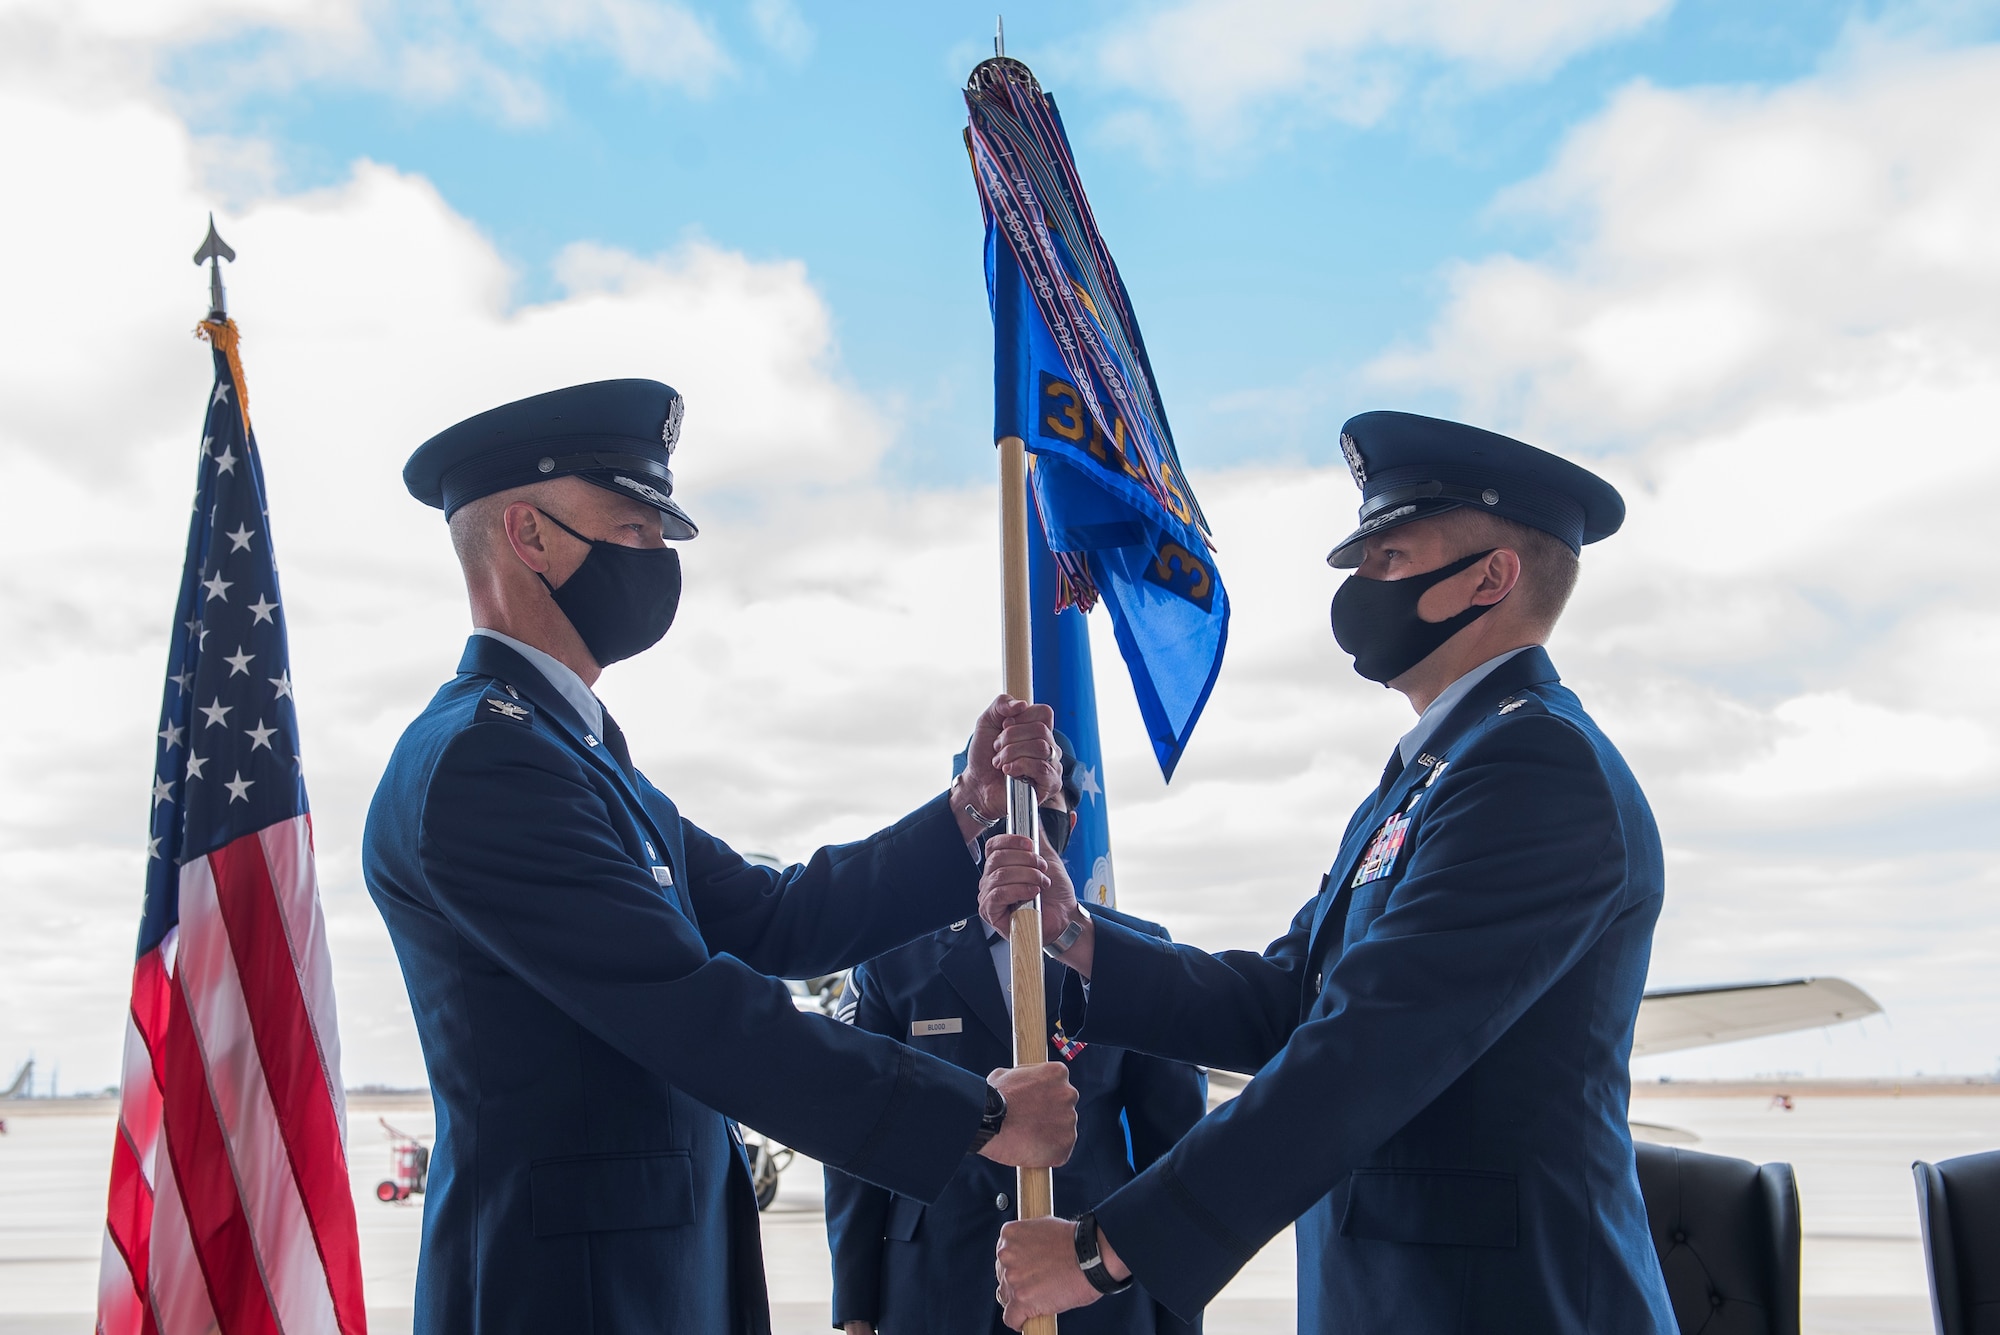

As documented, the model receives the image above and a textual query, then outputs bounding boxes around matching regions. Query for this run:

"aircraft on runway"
[1203,976,1885,1114]
[2,1059,31,1100]
[1630,976,1881,1058]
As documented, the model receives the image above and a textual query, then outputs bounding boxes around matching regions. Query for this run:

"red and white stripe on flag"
[98,816,367,1335]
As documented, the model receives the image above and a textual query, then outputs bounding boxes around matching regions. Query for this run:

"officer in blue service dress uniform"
[824,735,1206,1335]
[363,379,1080,1335]
[984,412,1679,1335]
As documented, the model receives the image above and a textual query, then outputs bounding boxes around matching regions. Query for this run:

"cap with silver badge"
[404,379,697,540]
[1325,411,1622,568]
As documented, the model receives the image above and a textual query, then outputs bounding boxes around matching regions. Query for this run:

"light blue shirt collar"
[1397,646,1532,767]
[472,628,604,738]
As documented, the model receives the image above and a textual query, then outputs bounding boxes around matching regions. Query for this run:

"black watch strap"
[969,1081,1007,1152]
[1074,1211,1134,1295]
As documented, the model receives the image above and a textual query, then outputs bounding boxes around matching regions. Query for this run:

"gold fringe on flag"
[195,317,251,434]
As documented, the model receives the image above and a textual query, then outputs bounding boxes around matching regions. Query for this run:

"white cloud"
[5,12,2000,1100]
[748,0,811,65]
[1708,693,1994,802]
[1353,33,2000,1074]
[482,0,732,91]
[1093,0,1672,147]
[0,62,885,1087]
[1371,38,2000,438]
[0,0,733,123]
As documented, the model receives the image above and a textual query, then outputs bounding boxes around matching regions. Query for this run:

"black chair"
[1634,1141,1801,1335]
[1913,1149,2000,1335]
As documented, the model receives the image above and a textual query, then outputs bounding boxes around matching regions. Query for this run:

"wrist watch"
[958,780,1003,834]
[969,1081,1007,1152]
[1044,905,1089,959]
[1074,1211,1134,1295]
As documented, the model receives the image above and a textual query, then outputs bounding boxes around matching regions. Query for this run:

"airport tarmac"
[1,1086,1991,1333]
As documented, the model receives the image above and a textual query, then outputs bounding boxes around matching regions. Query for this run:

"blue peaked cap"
[1326,411,1624,568]
[405,379,697,540]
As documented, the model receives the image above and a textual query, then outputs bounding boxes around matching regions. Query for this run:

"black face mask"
[534,508,683,667]
[1331,549,1497,684]
[1040,805,1073,856]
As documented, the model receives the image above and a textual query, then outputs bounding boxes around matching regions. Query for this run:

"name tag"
[651,865,674,888]
[911,1017,963,1037]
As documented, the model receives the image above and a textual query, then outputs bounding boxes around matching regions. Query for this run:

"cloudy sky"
[3,0,1998,1092]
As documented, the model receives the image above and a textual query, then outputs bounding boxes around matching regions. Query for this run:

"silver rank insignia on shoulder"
[1498,696,1527,715]
[484,697,529,721]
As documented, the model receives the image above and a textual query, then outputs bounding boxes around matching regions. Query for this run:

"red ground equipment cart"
[375,1117,430,1203]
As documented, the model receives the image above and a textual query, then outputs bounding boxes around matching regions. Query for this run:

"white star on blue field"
[2,0,1999,1088]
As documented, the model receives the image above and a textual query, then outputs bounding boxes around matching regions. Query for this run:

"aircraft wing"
[1200,976,1882,1110]
[1633,977,1881,1056]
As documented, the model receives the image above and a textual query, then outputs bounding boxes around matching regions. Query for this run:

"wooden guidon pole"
[997,435,1057,1335]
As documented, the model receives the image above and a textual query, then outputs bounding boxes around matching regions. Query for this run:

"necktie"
[1377,746,1406,796]
[599,709,634,773]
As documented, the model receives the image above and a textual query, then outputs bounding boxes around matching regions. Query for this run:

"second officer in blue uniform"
[363,379,1079,1335]
[986,413,1678,1334]
[824,736,1206,1335]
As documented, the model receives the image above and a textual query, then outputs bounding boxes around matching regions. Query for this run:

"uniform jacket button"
[995,1193,1010,1211]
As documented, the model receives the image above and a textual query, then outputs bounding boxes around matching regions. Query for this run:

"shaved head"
[1426,508,1580,633]
[447,491,509,574]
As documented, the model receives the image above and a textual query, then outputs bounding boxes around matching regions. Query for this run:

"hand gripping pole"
[998,435,1057,1335]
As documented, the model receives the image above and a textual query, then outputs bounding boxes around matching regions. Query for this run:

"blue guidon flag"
[98,318,363,1335]
[966,57,1228,905]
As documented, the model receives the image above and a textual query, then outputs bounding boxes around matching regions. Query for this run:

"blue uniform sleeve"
[823,960,897,1327]
[1092,714,1635,1318]
[417,721,986,1202]
[1117,1034,1209,1334]
[629,767,979,981]
[672,814,968,981]
[1069,899,1318,1076]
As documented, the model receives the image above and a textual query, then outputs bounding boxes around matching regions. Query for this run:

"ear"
[1066,809,1079,838]
[1469,549,1522,607]
[501,502,555,575]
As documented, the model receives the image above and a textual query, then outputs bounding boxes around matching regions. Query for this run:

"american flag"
[98,318,366,1335]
